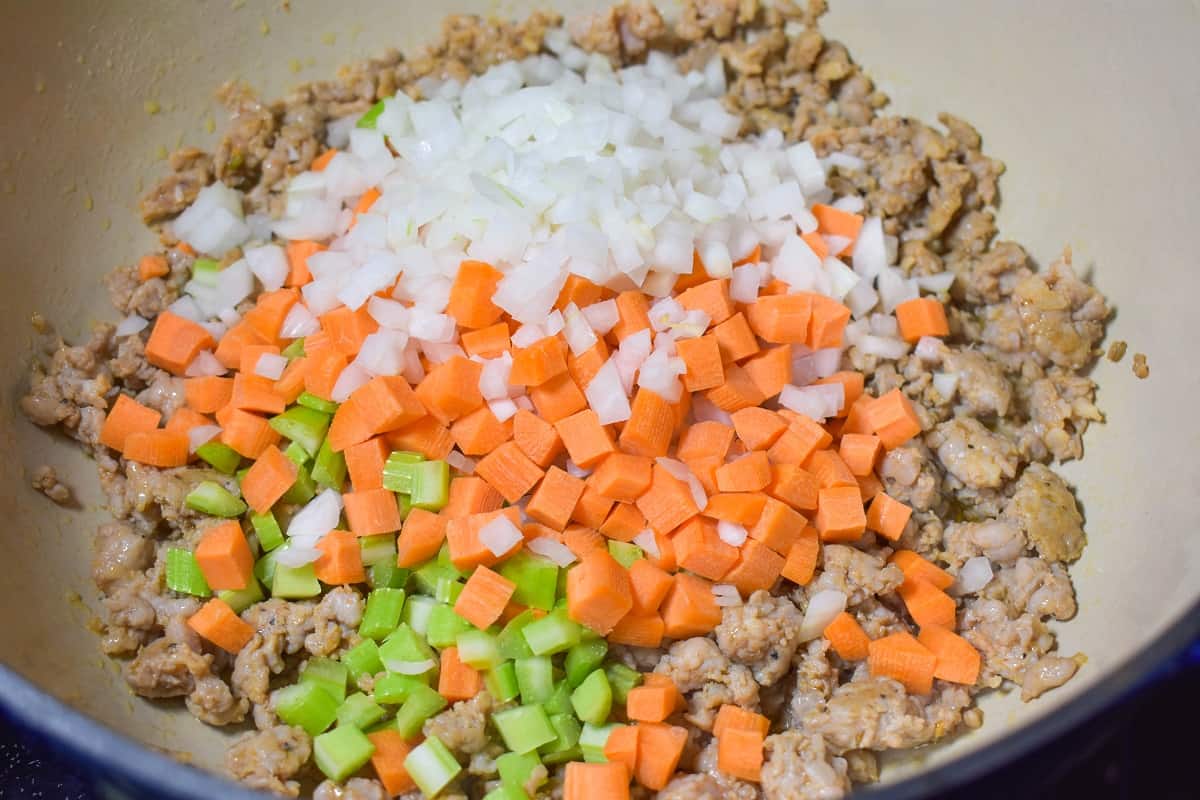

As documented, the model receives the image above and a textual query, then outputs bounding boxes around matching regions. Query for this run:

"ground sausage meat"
[714,590,804,686]
[761,730,852,800]
[225,725,312,797]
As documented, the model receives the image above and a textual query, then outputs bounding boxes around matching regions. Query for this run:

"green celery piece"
[404,735,461,797]
[382,452,423,494]
[514,656,555,705]
[379,624,436,677]
[498,610,538,660]
[235,467,251,488]
[250,511,285,552]
[570,669,612,725]
[280,463,317,506]
[607,540,643,569]
[301,657,349,704]
[314,725,375,782]
[539,713,582,764]
[340,639,384,683]
[185,481,247,518]
[311,438,347,491]
[357,99,387,129]
[297,391,337,413]
[492,705,557,755]
[360,534,397,566]
[275,682,338,737]
[360,588,407,641]
[522,609,582,656]
[272,561,321,599]
[603,663,643,705]
[336,692,386,730]
[195,441,241,474]
[413,561,457,597]
[565,639,608,689]
[434,575,464,605]
[401,594,436,636]
[373,672,425,705]
[281,338,306,360]
[556,566,569,601]
[370,561,409,591]
[436,541,466,577]
[485,661,520,703]
[482,785,528,800]
[218,578,264,613]
[394,685,448,740]
[580,722,620,763]
[254,549,278,587]
[426,603,472,649]
[396,491,413,521]
[284,440,311,467]
[456,629,502,670]
[542,680,573,716]
[497,750,544,794]
[165,548,211,597]
[498,552,558,612]
[409,460,450,510]
[269,406,332,458]
[191,257,221,286]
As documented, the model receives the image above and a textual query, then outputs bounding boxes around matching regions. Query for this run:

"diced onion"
[932,371,959,399]
[287,489,344,547]
[187,425,222,453]
[915,336,944,362]
[274,545,324,568]
[115,315,149,337]
[712,584,742,607]
[586,357,632,425]
[582,300,619,335]
[632,530,660,560]
[446,450,476,475]
[488,397,518,422]
[331,362,371,402]
[953,556,994,595]
[717,521,748,547]
[384,659,436,675]
[254,353,288,380]
[527,537,577,567]
[565,460,590,479]
[478,515,523,557]
[280,303,321,339]
[655,457,707,510]
[243,244,289,292]
[184,350,227,377]
[799,589,847,641]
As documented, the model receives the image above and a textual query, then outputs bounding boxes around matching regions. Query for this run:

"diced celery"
[340,640,384,683]
[497,750,544,795]
[393,685,448,740]
[539,713,582,764]
[218,578,264,613]
[275,682,338,736]
[498,610,538,660]
[580,722,620,763]
[456,629,502,670]
[379,624,436,678]
[426,604,472,649]
[280,464,317,506]
[314,725,375,782]
[357,99,387,130]
[269,406,332,458]
[514,656,554,705]
[250,511,285,552]
[311,438,346,491]
[409,460,450,510]
[522,609,582,656]
[284,440,310,466]
[404,735,461,797]
[492,705,557,755]
[336,692,386,730]
[485,661,520,703]
[603,662,643,705]
[297,391,338,413]
[373,672,424,705]
[382,452,422,494]
[195,441,241,474]
[401,594,436,636]
[165,548,211,597]
[370,561,409,591]
[498,552,558,612]
[413,561,459,597]
[436,542,466,577]
[273,560,322,598]
[300,657,349,704]
[483,785,527,800]
[360,534,397,566]
[434,575,464,605]
[541,680,573,716]
[236,466,251,487]
[565,639,608,689]
[360,588,407,641]
[570,669,612,725]
[282,338,306,360]
[185,481,247,518]
[191,257,221,286]
[254,550,278,587]
[607,540,643,569]
[397,491,413,521]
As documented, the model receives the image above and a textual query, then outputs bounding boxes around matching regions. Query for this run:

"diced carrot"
[839,433,882,477]
[636,464,700,535]
[633,723,688,791]
[746,498,805,555]
[414,356,484,425]
[556,274,608,310]
[144,311,215,375]
[194,520,255,592]
[241,445,298,514]
[611,291,651,343]
[898,578,956,629]
[183,376,234,415]
[285,240,325,287]
[567,550,633,635]
[313,530,367,585]
[866,492,912,541]
[824,611,871,661]
[608,612,666,649]
[742,345,791,400]
[776,409,835,459]
[713,705,770,740]
[599,502,646,543]
[445,508,523,571]
[603,724,640,774]
[895,297,950,342]
[562,525,606,559]
[175,242,196,257]
[703,493,766,527]
[590,453,653,503]
[510,335,568,387]
[301,348,348,403]
[326,400,375,454]
[344,437,388,491]
[310,149,337,171]
[801,231,830,260]
[729,407,785,452]
[445,260,504,329]
[673,517,738,581]
[213,321,267,372]
[745,294,813,344]
[230,373,285,415]
[868,631,936,695]
[138,254,169,281]
[704,365,767,413]
[529,371,588,423]
[320,306,378,359]
[889,550,954,590]
[857,471,884,504]
[454,565,516,630]
[766,464,819,512]
[99,395,162,453]
[343,488,403,536]
[725,538,786,594]
[676,278,734,326]
[811,204,864,253]
[384,416,454,460]
[460,322,511,359]
[711,312,759,363]
[806,450,858,490]
[442,476,503,519]
[525,466,586,531]
[164,407,213,440]
[274,357,309,405]
[781,527,820,586]
[353,186,381,215]
[436,646,482,703]
[396,508,449,568]
[568,339,610,389]
[660,572,722,639]
[474,441,544,504]
[917,626,981,685]
[564,762,630,800]
[814,371,865,419]
[717,726,765,783]
[243,289,300,343]
[349,376,427,436]
[675,334,724,393]
[449,405,513,456]
[555,409,616,469]
[367,730,416,796]
[814,486,867,542]
[626,685,677,723]
[676,421,734,462]
[628,559,674,614]
[642,528,677,573]
[862,389,923,449]
[123,429,190,467]
[221,408,281,459]
[618,389,674,459]
[683,456,720,496]
[569,485,616,531]
[187,598,254,653]
[842,393,876,436]
[511,408,563,468]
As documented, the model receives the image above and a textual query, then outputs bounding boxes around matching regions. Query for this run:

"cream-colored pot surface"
[1,0,1197,792]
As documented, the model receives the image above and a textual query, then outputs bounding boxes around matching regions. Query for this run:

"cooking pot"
[1,0,1197,797]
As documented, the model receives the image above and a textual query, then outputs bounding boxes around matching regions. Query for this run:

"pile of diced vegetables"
[106,41,983,799]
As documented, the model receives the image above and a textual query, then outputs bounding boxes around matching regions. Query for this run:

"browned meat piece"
[761,730,851,800]
[1021,654,1083,701]
[808,544,903,607]
[101,464,237,535]
[1016,371,1102,462]
[91,521,154,592]
[878,443,942,512]
[225,725,312,797]
[658,772,754,800]
[656,637,760,730]
[135,373,186,419]
[677,0,742,41]
[568,2,667,60]
[805,676,934,753]
[423,692,494,757]
[139,147,213,223]
[31,464,72,504]
[928,417,1019,491]
[313,779,389,800]
[943,520,1025,569]
[1010,252,1109,370]
[1003,464,1086,562]
[958,597,1047,685]
[995,557,1076,621]
[714,590,803,685]
[785,638,836,724]
[942,348,1012,417]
